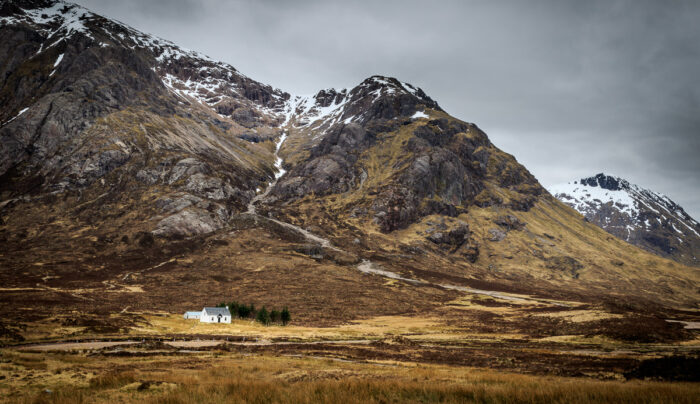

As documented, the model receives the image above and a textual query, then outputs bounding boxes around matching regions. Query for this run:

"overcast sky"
[75,0,700,218]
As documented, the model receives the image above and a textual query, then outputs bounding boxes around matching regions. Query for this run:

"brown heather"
[14,355,700,404]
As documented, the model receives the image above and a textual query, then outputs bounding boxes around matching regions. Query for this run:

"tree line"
[217,301,290,326]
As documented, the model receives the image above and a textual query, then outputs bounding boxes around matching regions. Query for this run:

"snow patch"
[2,107,29,126]
[411,110,429,119]
[273,132,287,179]
[53,53,64,67]
[549,181,638,217]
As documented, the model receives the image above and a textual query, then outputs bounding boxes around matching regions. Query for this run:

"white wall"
[199,312,231,324]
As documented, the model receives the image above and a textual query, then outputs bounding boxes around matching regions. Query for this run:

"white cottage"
[200,307,231,324]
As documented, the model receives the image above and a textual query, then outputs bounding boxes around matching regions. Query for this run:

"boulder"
[152,208,226,238]
[493,215,525,230]
[488,228,507,242]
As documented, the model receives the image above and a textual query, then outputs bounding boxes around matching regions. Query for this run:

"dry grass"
[11,354,700,404]
[133,313,448,341]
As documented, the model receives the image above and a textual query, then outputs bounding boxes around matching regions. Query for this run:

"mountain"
[550,173,700,267]
[1,0,698,328]
[0,0,289,238]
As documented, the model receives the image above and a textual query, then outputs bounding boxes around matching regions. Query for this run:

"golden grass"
[134,313,447,341]
[11,353,700,404]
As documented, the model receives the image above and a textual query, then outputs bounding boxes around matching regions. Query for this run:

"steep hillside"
[551,174,700,267]
[0,0,288,241]
[0,0,698,332]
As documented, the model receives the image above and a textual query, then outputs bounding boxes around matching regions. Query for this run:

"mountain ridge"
[550,173,700,267]
[0,0,698,329]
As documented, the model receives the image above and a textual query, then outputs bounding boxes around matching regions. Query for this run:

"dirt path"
[122,258,176,281]
[666,320,700,329]
[241,133,567,307]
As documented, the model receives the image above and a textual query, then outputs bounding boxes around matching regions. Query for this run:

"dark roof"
[202,307,231,316]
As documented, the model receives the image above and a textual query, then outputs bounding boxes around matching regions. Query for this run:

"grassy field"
[4,351,699,404]
[1,308,698,403]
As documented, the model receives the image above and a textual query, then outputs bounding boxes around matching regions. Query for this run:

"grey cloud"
[75,0,700,218]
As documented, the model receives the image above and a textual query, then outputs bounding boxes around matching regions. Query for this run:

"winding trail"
[245,133,558,306]
[245,132,338,250]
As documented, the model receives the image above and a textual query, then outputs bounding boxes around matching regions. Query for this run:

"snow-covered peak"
[550,173,697,228]
[1,1,97,49]
[550,174,639,217]
[352,75,435,104]
[550,173,699,264]
[1,0,288,122]
[281,75,439,132]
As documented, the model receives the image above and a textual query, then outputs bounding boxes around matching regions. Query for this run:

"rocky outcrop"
[427,222,469,247]
[153,208,227,238]
[274,124,371,197]
[545,256,584,278]
[494,215,525,230]
[488,228,507,242]
[422,220,479,261]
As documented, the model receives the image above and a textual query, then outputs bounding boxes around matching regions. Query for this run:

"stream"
[246,132,287,215]
[246,133,555,306]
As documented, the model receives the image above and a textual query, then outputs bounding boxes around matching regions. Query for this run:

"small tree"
[256,306,270,325]
[281,307,291,326]
[270,310,280,324]
[237,304,251,319]
[228,301,239,318]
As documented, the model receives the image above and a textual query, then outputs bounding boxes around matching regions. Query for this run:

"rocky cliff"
[0,0,289,239]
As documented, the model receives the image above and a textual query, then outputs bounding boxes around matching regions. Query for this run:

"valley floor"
[2,346,699,404]
[1,310,699,403]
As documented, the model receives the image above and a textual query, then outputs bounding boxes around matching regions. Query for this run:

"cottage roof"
[202,307,231,316]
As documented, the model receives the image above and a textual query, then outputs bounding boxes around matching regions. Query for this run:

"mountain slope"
[0,0,290,240]
[550,173,700,267]
[0,0,698,329]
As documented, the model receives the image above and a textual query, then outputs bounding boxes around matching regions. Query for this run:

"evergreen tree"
[237,303,251,319]
[228,301,239,318]
[256,306,270,325]
[281,307,291,326]
[270,310,280,324]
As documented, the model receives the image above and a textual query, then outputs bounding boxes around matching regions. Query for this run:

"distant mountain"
[550,173,700,266]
